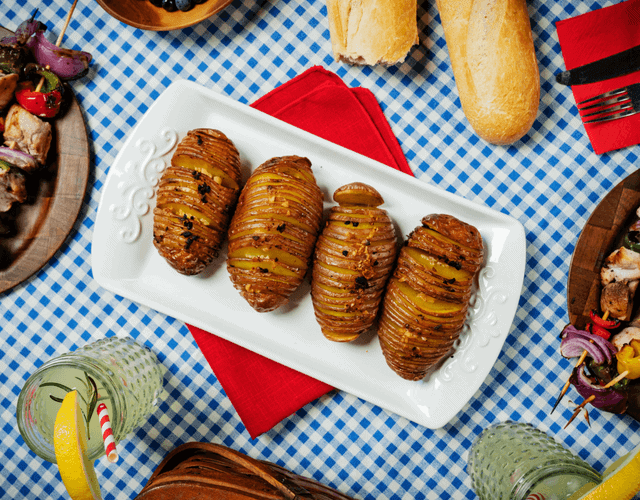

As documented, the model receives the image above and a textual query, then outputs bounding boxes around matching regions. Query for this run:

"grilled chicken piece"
[628,304,640,328]
[601,247,640,286]
[3,104,52,167]
[601,280,639,321]
[612,326,640,351]
[0,163,27,213]
[0,72,17,111]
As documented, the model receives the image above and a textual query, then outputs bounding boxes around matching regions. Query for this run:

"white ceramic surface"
[92,80,526,429]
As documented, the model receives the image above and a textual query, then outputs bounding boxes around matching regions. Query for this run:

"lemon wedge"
[568,442,640,500]
[53,390,102,500]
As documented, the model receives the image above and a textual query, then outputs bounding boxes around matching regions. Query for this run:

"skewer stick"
[551,311,611,414]
[564,395,595,429]
[604,370,630,389]
[551,349,588,414]
[55,0,78,47]
[34,0,79,93]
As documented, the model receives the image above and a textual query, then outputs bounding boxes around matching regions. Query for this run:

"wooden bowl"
[96,0,234,31]
[567,170,640,329]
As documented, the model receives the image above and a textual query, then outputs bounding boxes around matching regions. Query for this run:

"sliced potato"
[378,214,484,380]
[153,129,242,275]
[333,182,385,207]
[226,156,323,312]
[311,183,397,342]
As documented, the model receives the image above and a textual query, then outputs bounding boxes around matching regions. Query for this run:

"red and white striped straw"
[96,403,118,463]
[525,493,546,500]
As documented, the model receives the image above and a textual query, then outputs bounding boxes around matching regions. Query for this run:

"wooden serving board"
[0,26,90,295]
[567,170,640,423]
[567,170,640,329]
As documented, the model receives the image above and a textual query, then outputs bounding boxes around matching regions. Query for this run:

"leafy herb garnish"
[85,375,98,441]
[42,374,99,440]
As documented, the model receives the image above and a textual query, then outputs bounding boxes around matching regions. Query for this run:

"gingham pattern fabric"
[1,1,639,499]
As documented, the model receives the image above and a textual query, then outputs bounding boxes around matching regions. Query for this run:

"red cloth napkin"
[556,0,640,154]
[189,66,412,439]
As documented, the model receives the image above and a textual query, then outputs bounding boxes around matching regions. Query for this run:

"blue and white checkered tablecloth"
[2,0,639,498]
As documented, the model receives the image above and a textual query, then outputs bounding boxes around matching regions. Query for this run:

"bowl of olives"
[97,0,233,31]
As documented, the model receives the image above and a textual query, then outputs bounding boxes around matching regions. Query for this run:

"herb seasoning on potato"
[153,129,242,275]
[311,182,397,342]
[378,214,484,380]
[226,155,323,312]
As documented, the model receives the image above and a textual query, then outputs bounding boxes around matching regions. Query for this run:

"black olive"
[176,0,195,10]
[162,0,177,12]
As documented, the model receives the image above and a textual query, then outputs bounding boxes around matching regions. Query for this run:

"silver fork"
[576,82,640,124]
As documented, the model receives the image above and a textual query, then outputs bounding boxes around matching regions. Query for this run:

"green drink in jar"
[468,422,602,500]
[17,336,165,463]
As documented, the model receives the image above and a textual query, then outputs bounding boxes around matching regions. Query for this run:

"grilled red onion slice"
[561,324,617,364]
[27,31,91,81]
[1,17,91,81]
[0,147,38,173]
[570,363,627,413]
[0,15,44,46]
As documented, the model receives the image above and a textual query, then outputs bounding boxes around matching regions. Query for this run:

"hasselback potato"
[311,182,397,342]
[226,156,323,312]
[378,214,484,380]
[153,129,242,275]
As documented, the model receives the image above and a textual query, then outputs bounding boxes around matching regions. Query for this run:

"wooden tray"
[0,26,90,295]
[567,170,640,329]
[96,0,234,31]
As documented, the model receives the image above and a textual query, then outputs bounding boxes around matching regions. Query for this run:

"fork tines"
[576,83,640,124]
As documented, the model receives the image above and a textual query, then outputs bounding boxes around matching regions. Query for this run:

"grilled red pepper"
[15,66,63,118]
[589,309,620,330]
[587,322,613,340]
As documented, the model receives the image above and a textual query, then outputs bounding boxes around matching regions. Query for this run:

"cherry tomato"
[15,81,62,118]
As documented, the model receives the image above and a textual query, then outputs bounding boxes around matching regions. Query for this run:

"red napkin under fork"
[189,66,413,439]
[556,0,640,155]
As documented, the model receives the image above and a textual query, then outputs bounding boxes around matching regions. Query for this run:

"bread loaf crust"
[326,0,418,66]
[436,0,540,145]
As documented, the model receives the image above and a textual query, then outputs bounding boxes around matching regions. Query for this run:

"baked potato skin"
[378,214,484,380]
[311,182,397,342]
[226,156,323,312]
[153,129,242,275]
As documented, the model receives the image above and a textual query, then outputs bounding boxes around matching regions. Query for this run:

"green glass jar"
[468,422,602,500]
[17,336,165,463]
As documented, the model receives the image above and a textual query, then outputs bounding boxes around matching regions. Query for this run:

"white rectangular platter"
[92,80,526,429]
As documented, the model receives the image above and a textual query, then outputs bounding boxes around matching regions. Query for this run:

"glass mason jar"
[17,336,165,463]
[468,422,602,500]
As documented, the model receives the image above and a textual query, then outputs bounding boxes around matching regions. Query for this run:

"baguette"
[435,0,540,145]
[326,0,418,66]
